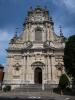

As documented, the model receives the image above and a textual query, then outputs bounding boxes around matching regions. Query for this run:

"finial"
[44,6,47,9]
[36,5,41,9]
[37,5,40,8]
[50,17,52,21]
[30,6,32,9]
[15,27,18,34]
[59,25,63,37]
[14,27,18,38]
[44,6,48,11]
[25,17,28,22]
[29,6,33,11]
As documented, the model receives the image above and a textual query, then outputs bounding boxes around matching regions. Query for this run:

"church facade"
[4,6,65,89]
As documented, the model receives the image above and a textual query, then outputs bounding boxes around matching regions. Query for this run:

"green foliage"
[59,74,70,90]
[3,87,7,92]
[3,85,11,92]
[64,35,75,77]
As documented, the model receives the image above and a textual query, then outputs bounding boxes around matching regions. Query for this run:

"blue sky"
[0,0,75,66]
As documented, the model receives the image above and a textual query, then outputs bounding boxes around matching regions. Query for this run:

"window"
[35,27,42,41]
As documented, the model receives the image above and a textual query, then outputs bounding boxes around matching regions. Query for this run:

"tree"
[59,74,70,95]
[64,35,75,77]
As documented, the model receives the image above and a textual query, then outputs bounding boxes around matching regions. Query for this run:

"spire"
[59,25,63,37]
[35,5,42,11]
[44,6,48,11]
[44,5,47,9]
[14,33,17,38]
[10,28,18,44]
[28,6,33,13]
[37,5,41,8]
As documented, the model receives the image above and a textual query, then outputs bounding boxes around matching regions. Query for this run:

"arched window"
[35,27,42,41]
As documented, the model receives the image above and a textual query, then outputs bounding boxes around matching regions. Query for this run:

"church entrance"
[34,67,42,84]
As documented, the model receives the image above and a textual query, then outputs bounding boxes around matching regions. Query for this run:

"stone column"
[23,55,26,83]
[49,27,51,40]
[28,23,31,41]
[27,55,32,84]
[46,24,50,41]
[25,56,27,83]
[47,55,51,83]
[6,56,13,84]
[45,23,47,41]
[47,55,49,83]
[26,24,29,41]
[50,55,56,83]
[47,25,49,41]
[50,56,53,80]
[44,55,50,84]
[42,66,45,84]
[26,54,31,84]
[44,55,48,84]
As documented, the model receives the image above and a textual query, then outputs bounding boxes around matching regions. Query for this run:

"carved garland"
[13,63,21,71]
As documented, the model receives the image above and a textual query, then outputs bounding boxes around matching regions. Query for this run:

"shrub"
[3,85,11,92]
[59,74,70,90]
[3,86,7,92]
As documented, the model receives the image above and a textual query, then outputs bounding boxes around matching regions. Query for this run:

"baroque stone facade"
[4,6,65,89]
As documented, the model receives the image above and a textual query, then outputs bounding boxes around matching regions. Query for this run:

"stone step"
[12,84,55,92]
[13,84,42,92]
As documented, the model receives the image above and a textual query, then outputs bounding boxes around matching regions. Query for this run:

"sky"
[0,0,75,66]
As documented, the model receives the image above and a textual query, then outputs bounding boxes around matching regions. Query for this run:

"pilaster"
[50,55,56,83]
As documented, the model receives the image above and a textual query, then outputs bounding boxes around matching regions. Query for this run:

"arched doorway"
[34,67,42,84]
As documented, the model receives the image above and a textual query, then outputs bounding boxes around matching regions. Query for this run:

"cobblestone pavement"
[0,91,75,100]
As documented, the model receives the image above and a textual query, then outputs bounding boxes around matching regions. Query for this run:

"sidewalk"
[0,91,75,100]
[52,93,75,100]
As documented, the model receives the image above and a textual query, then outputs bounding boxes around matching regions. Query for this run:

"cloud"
[0,30,14,65]
[52,0,75,13]
[0,41,6,65]
[0,0,75,65]
[63,0,75,13]
[47,0,75,36]
[0,30,13,41]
